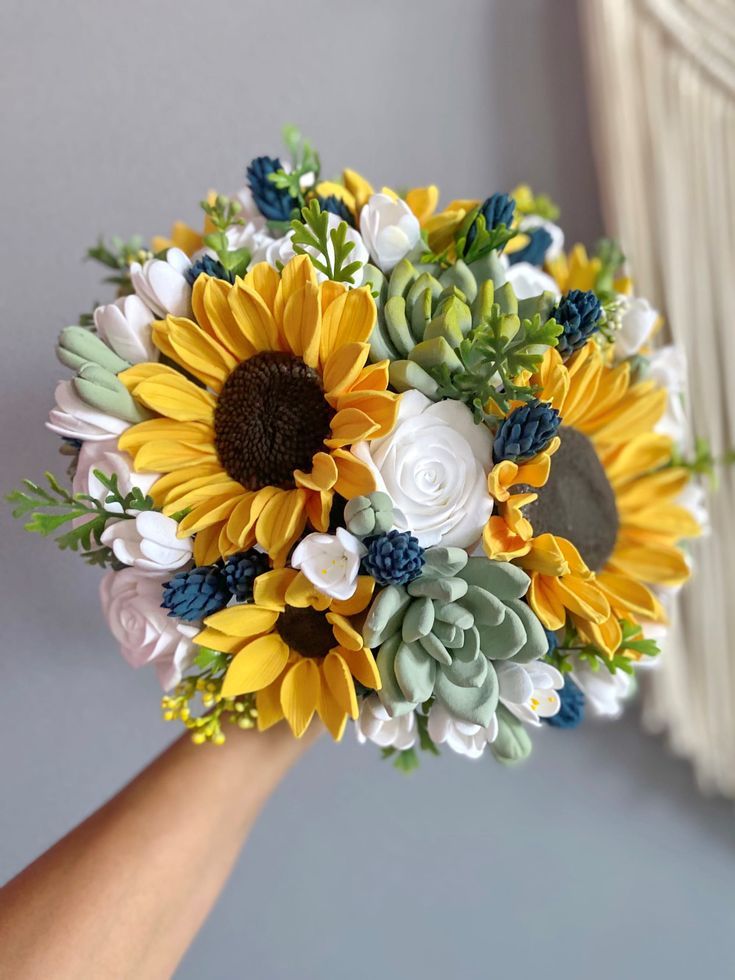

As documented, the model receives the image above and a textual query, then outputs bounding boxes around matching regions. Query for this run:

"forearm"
[0,723,316,980]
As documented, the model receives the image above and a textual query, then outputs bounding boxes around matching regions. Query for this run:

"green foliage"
[86,235,151,291]
[193,647,230,673]
[548,620,660,676]
[669,435,735,489]
[267,124,321,202]
[201,193,243,233]
[429,308,562,420]
[455,208,518,265]
[515,190,560,222]
[594,237,626,299]
[200,194,252,279]
[290,199,364,284]
[6,470,154,567]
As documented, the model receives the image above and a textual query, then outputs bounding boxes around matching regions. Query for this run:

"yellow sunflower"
[118,255,400,566]
[484,341,701,655]
[198,568,379,738]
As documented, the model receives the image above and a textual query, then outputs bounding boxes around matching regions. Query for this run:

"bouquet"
[9,127,708,768]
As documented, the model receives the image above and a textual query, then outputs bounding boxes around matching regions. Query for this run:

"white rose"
[359,193,420,273]
[427,701,497,759]
[496,660,563,726]
[100,568,198,690]
[648,345,689,446]
[130,247,192,318]
[291,528,366,600]
[614,296,658,361]
[570,659,633,718]
[356,696,417,751]
[73,438,158,511]
[101,511,192,573]
[518,215,565,262]
[352,390,494,549]
[93,294,157,364]
[503,261,561,301]
[47,380,130,442]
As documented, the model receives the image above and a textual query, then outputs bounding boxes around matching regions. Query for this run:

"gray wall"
[1,1,733,978]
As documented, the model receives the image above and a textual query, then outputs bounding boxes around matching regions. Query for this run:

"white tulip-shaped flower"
[100,568,198,690]
[130,247,192,318]
[72,438,158,511]
[93,294,157,364]
[101,511,192,573]
[352,389,494,549]
[503,261,560,301]
[356,696,417,751]
[496,660,563,726]
[570,659,633,718]
[427,701,497,759]
[614,296,658,361]
[291,528,366,600]
[359,193,420,272]
[47,380,131,441]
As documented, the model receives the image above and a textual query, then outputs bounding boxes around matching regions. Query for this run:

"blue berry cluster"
[161,548,268,621]
[545,677,585,729]
[508,226,552,267]
[223,549,269,602]
[551,289,603,358]
[493,400,562,464]
[185,254,234,287]
[246,155,299,222]
[363,530,425,587]
[317,194,355,227]
[465,192,515,251]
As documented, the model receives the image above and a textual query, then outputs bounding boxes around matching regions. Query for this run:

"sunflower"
[198,568,379,738]
[118,255,400,566]
[484,341,701,655]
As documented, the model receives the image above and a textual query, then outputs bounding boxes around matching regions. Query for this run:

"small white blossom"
[291,528,366,600]
[101,511,192,573]
[93,294,157,364]
[360,193,420,273]
[496,660,564,726]
[614,296,659,361]
[570,659,633,718]
[356,696,417,751]
[427,701,497,759]
[130,247,192,318]
[503,261,561,301]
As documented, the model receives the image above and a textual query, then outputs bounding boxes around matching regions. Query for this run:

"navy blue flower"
[545,677,585,729]
[246,155,299,222]
[223,549,269,603]
[465,192,515,252]
[551,289,603,358]
[508,227,552,267]
[363,530,425,587]
[493,400,562,463]
[317,194,355,227]
[185,254,234,287]
[162,565,230,622]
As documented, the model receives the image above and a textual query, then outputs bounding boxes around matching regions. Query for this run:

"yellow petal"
[284,571,332,611]
[221,634,290,696]
[274,254,319,326]
[336,645,381,690]
[609,541,690,588]
[322,342,371,397]
[528,574,567,630]
[316,680,348,740]
[597,571,664,621]
[326,612,363,650]
[349,360,390,393]
[255,489,308,566]
[135,440,218,473]
[253,568,296,610]
[294,451,338,492]
[226,486,280,549]
[177,494,239,535]
[554,575,610,624]
[193,628,248,655]
[228,279,282,352]
[280,659,320,737]
[197,276,256,361]
[119,361,182,393]
[314,180,356,216]
[154,316,237,389]
[333,390,400,438]
[325,408,380,447]
[203,603,279,637]
[323,651,359,718]
[405,185,439,225]
[319,287,376,363]
[243,262,280,315]
[134,374,216,422]
[332,449,377,498]
[330,576,375,616]
[604,433,675,487]
[256,681,286,731]
[193,522,225,565]
[281,282,321,367]
[520,533,569,576]
[343,168,374,211]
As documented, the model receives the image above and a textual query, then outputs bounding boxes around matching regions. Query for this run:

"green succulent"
[362,257,559,417]
[57,326,131,375]
[73,363,149,423]
[343,491,395,538]
[363,549,548,728]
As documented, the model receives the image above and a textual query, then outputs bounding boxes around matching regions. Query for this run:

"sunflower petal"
[228,279,282,352]
[221,634,290,696]
[319,287,376,363]
[253,568,296,610]
[203,604,279,637]
[330,576,375,616]
[280,659,320,737]
[323,651,359,718]
[322,342,371,397]
[336,645,381,690]
[255,489,308,566]
[294,451,338,492]
[332,449,377,498]
[134,374,216,422]
[282,282,321,368]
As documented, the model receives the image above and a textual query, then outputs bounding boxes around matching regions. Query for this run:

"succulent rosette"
[9,128,709,766]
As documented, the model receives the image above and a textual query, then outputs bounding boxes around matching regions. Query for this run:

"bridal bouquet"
[9,128,708,767]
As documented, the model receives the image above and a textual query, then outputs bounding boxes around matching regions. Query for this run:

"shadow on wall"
[485,0,603,245]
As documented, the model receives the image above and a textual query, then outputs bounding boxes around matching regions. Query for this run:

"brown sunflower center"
[521,426,619,572]
[213,352,334,490]
[276,605,335,659]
